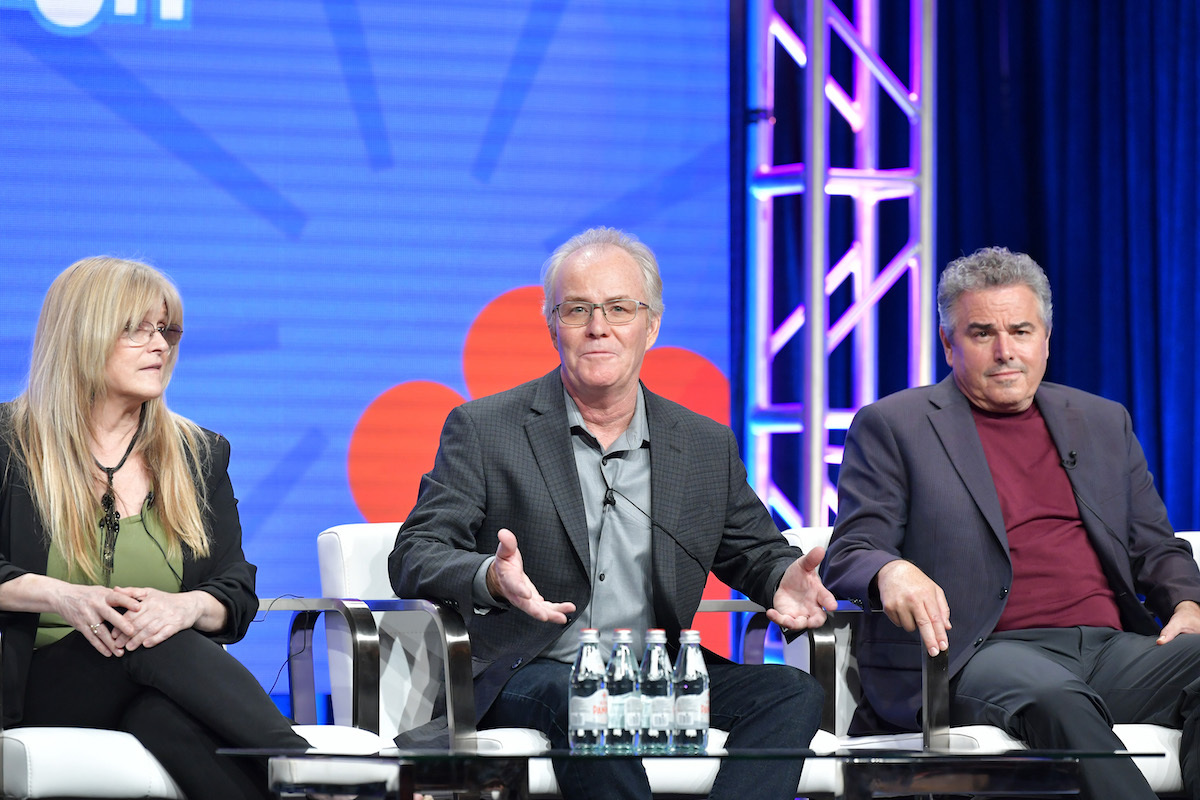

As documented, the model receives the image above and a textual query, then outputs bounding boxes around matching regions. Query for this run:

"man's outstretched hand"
[487,528,576,624]
[767,546,838,631]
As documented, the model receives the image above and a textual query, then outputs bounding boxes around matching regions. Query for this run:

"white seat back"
[318,523,398,599]
[318,522,444,736]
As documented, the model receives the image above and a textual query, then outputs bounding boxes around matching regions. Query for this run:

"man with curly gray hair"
[824,246,1200,800]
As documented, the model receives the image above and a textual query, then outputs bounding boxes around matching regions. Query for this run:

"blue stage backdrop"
[0,0,733,700]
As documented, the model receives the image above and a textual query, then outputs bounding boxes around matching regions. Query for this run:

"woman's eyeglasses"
[124,321,183,347]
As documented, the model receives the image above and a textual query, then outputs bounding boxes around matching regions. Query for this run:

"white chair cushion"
[271,725,399,795]
[837,723,1181,794]
[269,754,400,795]
[467,726,839,798]
[1116,723,1183,793]
[294,723,390,754]
[2,727,184,799]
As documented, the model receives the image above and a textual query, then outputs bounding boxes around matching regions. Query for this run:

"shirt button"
[598,573,606,582]
[511,658,523,669]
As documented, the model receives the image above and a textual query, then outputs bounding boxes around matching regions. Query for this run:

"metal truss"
[742,0,938,527]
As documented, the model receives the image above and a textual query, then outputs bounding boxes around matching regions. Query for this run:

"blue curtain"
[938,0,1200,527]
[734,1,1200,527]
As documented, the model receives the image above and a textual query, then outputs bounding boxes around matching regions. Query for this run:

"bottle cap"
[680,629,701,644]
[613,628,633,643]
[645,628,666,643]
[579,628,600,642]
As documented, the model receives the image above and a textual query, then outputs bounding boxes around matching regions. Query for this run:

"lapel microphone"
[600,481,705,570]
[1062,450,1078,470]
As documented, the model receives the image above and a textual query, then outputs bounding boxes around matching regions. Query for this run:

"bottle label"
[608,694,641,731]
[674,691,709,730]
[646,695,673,731]
[569,690,608,729]
[608,695,627,733]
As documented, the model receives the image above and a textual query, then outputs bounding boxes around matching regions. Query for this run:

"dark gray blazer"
[822,375,1200,733]
[390,368,800,722]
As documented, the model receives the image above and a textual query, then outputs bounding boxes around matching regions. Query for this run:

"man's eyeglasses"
[124,321,183,347]
[553,299,650,327]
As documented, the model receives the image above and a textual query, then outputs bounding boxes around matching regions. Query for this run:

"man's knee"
[484,662,573,743]
[713,664,822,750]
[756,664,824,709]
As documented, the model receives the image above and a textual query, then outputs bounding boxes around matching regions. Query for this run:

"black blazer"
[0,407,258,726]
[390,368,801,722]
[823,376,1200,732]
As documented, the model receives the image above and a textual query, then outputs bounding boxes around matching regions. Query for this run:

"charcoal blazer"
[822,375,1200,733]
[390,368,801,722]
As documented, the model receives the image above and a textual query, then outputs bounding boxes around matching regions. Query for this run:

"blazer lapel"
[1037,385,1127,567]
[927,377,1009,551]
[645,388,684,637]
[525,370,591,572]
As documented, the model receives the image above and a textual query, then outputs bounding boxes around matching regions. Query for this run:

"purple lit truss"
[742,0,937,527]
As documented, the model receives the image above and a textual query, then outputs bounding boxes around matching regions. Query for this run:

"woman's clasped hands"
[58,582,206,657]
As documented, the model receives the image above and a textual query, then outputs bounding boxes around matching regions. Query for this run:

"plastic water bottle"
[606,629,641,753]
[639,628,674,753]
[672,628,709,753]
[568,628,607,752]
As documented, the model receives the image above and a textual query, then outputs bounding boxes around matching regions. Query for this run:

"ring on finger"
[89,622,101,634]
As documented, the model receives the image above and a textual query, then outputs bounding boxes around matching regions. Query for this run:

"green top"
[36,505,184,648]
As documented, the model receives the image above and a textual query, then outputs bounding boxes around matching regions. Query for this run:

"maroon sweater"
[972,402,1122,632]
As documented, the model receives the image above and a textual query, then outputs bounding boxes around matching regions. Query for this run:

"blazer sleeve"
[821,401,911,607]
[1116,406,1200,620]
[389,404,493,617]
[708,424,802,608]
[183,432,258,644]
[0,436,33,588]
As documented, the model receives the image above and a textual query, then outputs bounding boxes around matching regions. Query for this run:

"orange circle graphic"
[463,286,560,400]
[347,381,466,522]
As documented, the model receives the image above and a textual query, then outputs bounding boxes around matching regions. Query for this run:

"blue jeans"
[479,657,822,800]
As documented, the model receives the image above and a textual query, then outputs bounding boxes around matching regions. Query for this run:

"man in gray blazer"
[823,246,1200,800]
[390,227,834,800]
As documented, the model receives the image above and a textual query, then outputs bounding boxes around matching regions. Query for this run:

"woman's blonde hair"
[6,256,211,581]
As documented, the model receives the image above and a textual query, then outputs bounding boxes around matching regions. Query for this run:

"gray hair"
[937,246,1053,335]
[541,227,664,321]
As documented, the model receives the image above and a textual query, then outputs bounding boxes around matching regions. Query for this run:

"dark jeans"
[21,629,308,800]
[951,627,1200,800]
[479,657,822,800]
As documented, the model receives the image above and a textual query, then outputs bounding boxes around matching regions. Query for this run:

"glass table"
[225,744,1161,800]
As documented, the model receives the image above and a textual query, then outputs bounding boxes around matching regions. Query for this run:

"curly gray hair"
[937,246,1052,335]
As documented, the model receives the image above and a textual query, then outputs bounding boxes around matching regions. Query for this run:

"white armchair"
[801,526,1191,795]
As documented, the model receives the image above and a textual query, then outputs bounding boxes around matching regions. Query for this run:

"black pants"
[21,629,308,800]
[480,657,822,800]
[951,627,1200,800]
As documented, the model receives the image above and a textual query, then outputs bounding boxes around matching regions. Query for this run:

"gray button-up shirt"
[544,386,654,661]
[469,386,655,662]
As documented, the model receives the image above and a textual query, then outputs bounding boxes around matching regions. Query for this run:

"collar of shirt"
[563,385,650,454]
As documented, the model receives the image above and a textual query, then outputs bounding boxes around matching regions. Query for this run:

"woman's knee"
[122,628,234,682]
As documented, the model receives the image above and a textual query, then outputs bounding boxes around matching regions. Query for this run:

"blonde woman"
[0,257,307,799]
